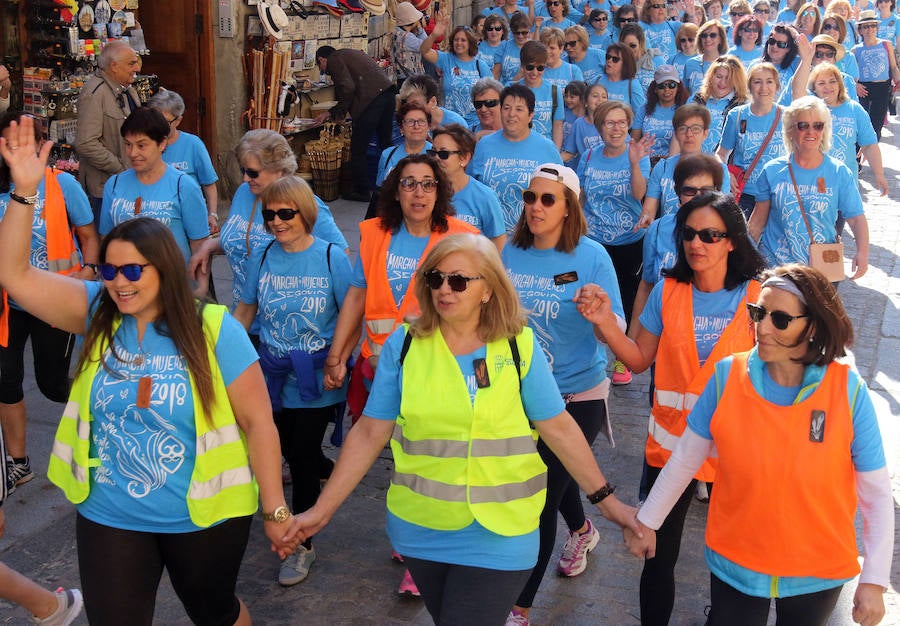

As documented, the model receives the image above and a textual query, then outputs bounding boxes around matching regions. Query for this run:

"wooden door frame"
[197,0,217,158]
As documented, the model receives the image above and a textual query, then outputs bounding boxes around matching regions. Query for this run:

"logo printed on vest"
[809,410,825,443]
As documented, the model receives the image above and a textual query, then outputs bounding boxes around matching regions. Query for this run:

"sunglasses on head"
[240,166,261,179]
[423,269,484,292]
[795,120,825,130]
[605,53,621,62]
[767,38,790,47]
[677,184,717,198]
[746,302,808,330]
[657,80,679,89]
[700,31,719,39]
[426,148,462,160]
[524,64,546,71]
[486,25,504,31]
[522,189,558,206]
[99,263,151,282]
[682,226,728,243]
[473,98,500,109]
[262,208,301,221]
[399,177,438,192]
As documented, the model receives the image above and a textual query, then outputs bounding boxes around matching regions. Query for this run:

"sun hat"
[395,1,424,26]
[810,33,845,61]
[258,0,289,39]
[857,9,879,25]
[530,163,580,196]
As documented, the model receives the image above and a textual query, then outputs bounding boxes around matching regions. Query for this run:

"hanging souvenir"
[78,3,95,34]
[95,0,112,24]
[110,0,126,9]
[125,0,139,9]
[112,10,128,30]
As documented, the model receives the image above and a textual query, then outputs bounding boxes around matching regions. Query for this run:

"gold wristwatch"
[263,505,291,523]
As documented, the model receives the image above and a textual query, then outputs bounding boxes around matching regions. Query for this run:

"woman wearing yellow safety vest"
[0,117,290,626]
[292,233,643,624]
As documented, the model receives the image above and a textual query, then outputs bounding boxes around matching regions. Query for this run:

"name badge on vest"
[554,271,578,285]
[809,409,825,443]
[473,358,491,388]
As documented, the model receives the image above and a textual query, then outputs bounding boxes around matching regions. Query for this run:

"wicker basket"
[305,123,344,201]
[250,116,284,132]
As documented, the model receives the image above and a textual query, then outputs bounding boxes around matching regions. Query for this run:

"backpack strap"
[326,242,339,309]
[508,336,522,392]
[551,84,558,117]
[398,328,414,366]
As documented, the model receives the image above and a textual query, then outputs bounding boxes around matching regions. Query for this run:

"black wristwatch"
[587,482,616,504]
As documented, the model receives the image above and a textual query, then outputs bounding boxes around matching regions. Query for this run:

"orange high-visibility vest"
[706,352,859,579]
[0,169,82,346]
[646,278,760,481]
[356,217,478,360]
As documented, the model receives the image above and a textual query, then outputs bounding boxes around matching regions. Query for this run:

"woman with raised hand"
[592,190,768,626]
[627,264,893,626]
[293,232,640,625]
[0,115,288,626]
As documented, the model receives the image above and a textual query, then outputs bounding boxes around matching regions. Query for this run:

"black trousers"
[707,573,842,626]
[859,80,892,141]
[350,88,396,194]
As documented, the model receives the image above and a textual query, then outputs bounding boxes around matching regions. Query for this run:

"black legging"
[708,573,842,626]
[0,307,72,403]
[602,239,644,330]
[276,405,337,515]
[859,79,892,141]
[638,461,698,626]
[350,88,396,195]
[515,398,606,609]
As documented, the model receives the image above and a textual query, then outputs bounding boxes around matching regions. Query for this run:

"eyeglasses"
[729,11,747,17]
[657,80,679,89]
[822,22,839,30]
[682,226,728,243]
[486,25,504,31]
[858,22,878,29]
[767,38,790,48]
[605,54,621,62]
[591,15,608,21]
[564,40,579,47]
[699,31,719,39]
[676,123,705,134]
[677,185,717,198]
[473,98,500,109]
[753,7,769,13]
[795,120,825,131]
[522,189,559,206]
[602,119,629,129]
[98,263,152,281]
[524,64,546,71]
[403,118,429,127]
[240,166,261,179]
[423,269,485,292]
[618,16,637,23]
[814,49,836,59]
[746,302,808,330]
[399,177,438,192]
[426,148,462,159]
[514,29,530,36]
[262,208,301,221]
[163,115,180,124]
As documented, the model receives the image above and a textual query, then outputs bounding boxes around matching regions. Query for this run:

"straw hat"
[810,34,845,62]
[361,0,386,15]
[857,9,879,25]
[258,0,289,39]
[395,1,424,25]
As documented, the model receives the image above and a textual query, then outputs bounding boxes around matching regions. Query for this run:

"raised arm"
[0,118,90,334]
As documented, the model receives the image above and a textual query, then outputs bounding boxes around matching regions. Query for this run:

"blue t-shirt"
[521,80,566,141]
[437,51,493,126]
[543,61,585,90]
[439,107,469,128]
[376,141,432,186]
[682,55,712,96]
[451,177,507,238]
[671,51,693,79]
[569,47,606,84]
[635,53,667,93]
[754,154,864,266]
[595,75,647,112]
[161,131,218,189]
[634,103,676,158]
[100,166,210,262]
[719,104,785,196]
[78,281,259,533]
[697,93,735,152]
[689,348,886,598]
[640,279,749,365]
[241,238,351,408]
[877,14,900,42]
[562,116,604,160]
[503,237,624,393]
[351,222,429,308]
[578,147,650,245]
[852,41,892,82]
[727,44,764,66]
[478,40,504,68]
[367,326,565,570]
[640,213,678,284]
[646,154,729,216]
[837,50,861,79]
[589,30,616,53]
[0,171,93,289]
[469,130,563,231]
[642,21,679,61]
[498,40,525,84]
[827,99,877,175]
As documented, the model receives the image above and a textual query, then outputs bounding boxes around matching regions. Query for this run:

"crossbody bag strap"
[742,107,782,182]
[787,162,815,242]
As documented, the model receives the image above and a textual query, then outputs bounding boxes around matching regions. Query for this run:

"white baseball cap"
[530,163,580,196]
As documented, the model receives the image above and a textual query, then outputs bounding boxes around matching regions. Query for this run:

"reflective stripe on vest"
[392,424,539,458]
[188,466,255,500]
[47,251,81,274]
[390,472,546,504]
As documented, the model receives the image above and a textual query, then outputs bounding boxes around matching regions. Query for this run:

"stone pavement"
[1,122,898,625]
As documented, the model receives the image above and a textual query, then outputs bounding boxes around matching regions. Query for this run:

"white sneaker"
[505,610,530,625]
[557,518,600,577]
[279,544,316,586]
[30,588,83,626]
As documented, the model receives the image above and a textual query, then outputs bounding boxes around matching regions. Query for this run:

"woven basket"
[305,123,344,201]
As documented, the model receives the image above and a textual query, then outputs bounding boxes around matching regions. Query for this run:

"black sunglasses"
[524,64,546,71]
[262,208,301,221]
[564,40,579,47]
[605,54,621,62]
[514,29,530,36]
[677,185,717,198]
[522,189,558,206]
[486,25,504,31]
[767,38,790,48]
[795,121,825,131]
[814,49,836,59]
[747,303,808,330]
[423,270,485,292]
[700,31,719,39]
[591,15,608,20]
[426,148,463,160]
[240,166,261,179]
[473,98,500,109]
[657,80,679,89]
[618,16,637,23]
[682,226,728,243]
[99,263,152,281]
